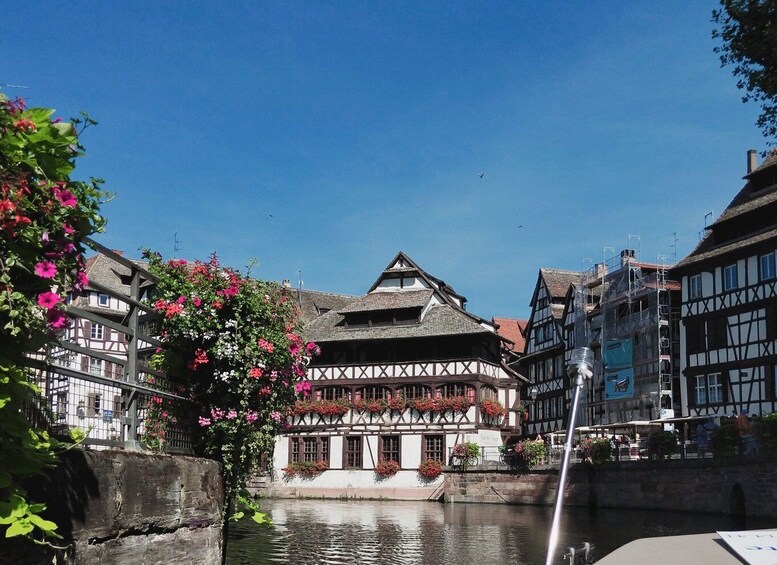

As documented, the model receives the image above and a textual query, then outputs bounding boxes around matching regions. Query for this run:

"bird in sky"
[517,225,523,229]
[479,173,485,178]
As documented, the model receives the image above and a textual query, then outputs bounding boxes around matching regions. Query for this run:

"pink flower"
[295,381,311,396]
[177,296,186,304]
[226,410,238,420]
[258,339,274,353]
[249,367,263,378]
[306,342,320,355]
[47,308,69,329]
[54,188,77,208]
[62,224,75,235]
[269,370,278,382]
[198,417,212,427]
[37,291,60,309]
[193,297,202,307]
[211,408,226,421]
[35,261,57,279]
[246,411,259,424]
[270,411,282,423]
[74,271,89,291]
[258,386,271,397]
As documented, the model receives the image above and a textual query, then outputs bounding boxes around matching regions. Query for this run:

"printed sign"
[718,530,777,565]
[604,367,634,400]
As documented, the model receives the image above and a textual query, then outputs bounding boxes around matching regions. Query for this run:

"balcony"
[307,358,512,382]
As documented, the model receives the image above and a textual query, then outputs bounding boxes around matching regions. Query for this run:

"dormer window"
[723,264,738,292]
[98,293,110,307]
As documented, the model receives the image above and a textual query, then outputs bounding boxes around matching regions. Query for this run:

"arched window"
[356,386,390,401]
[401,385,430,401]
[480,386,498,401]
[318,386,350,401]
[438,383,475,402]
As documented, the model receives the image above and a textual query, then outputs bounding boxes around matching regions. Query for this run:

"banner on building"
[604,338,633,370]
[605,367,634,400]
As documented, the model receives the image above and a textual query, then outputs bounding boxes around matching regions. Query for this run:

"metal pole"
[546,348,593,565]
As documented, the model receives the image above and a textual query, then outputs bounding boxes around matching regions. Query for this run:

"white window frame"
[689,274,702,300]
[708,373,723,403]
[89,357,102,376]
[723,264,738,292]
[694,375,707,405]
[97,292,110,307]
[760,252,776,281]
[90,323,104,340]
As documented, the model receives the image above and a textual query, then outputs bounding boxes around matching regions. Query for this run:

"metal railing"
[21,240,195,453]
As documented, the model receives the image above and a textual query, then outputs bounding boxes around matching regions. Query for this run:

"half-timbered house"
[272,251,525,498]
[675,150,777,418]
[519,268,581,437]
[48,251,153,443]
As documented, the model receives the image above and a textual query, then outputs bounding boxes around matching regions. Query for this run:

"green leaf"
[28,514,58,533]
[251,511,272,525]
[6,518,34,537]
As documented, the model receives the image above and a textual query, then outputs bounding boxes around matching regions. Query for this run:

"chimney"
[620,249,635,267]
[282,279,291,288]
[747,149,758,174]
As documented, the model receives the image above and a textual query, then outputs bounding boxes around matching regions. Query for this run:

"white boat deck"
[597,533,746,564]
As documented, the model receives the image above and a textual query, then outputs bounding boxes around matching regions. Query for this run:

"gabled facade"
[675,150,777,418]
[519,268,581,436]
[273,251,524,498]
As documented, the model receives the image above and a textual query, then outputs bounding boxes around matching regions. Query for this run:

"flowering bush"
[283,460,328,478]
[417,460,442,480]
[581,437,612,464]
[353,398,388,414]
[144,251,319,522]
[374,459,400,478]
[410,397,437,412]
[387,394,406,411]
[451,441,480,469]
[480,398,506,417]
[436,396,471,413]
[0,96,105,544]
[294,399,350,417]
[514,436,546,468]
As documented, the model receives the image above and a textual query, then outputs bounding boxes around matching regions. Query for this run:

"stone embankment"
[1,450,224,565]
[444,458,777,519]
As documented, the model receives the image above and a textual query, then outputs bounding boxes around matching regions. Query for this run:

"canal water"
[225,499,777,564]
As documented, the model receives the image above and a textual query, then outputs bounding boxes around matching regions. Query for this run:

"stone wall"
[443,459,777,519]
[1,450,224,565]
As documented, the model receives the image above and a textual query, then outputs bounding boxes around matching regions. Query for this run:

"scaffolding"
[577,245,677,426]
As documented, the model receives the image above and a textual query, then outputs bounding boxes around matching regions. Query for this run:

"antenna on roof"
[698,211,715,240]
[297,268,303,306]
[173,232,183,258]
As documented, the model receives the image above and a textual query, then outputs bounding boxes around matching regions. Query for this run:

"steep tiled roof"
[541,268,580,298]
[338,289,433,314]
[676,153,777,270]
[303,303,492,343]
[493,317,527,352]
[294,289,359,325]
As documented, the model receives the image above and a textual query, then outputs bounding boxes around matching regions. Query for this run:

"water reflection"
[226,499,775,564]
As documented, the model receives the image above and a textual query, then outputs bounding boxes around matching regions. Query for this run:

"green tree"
[713,0,777,149]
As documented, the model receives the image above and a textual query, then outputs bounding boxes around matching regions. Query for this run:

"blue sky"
[3,2,762,320]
